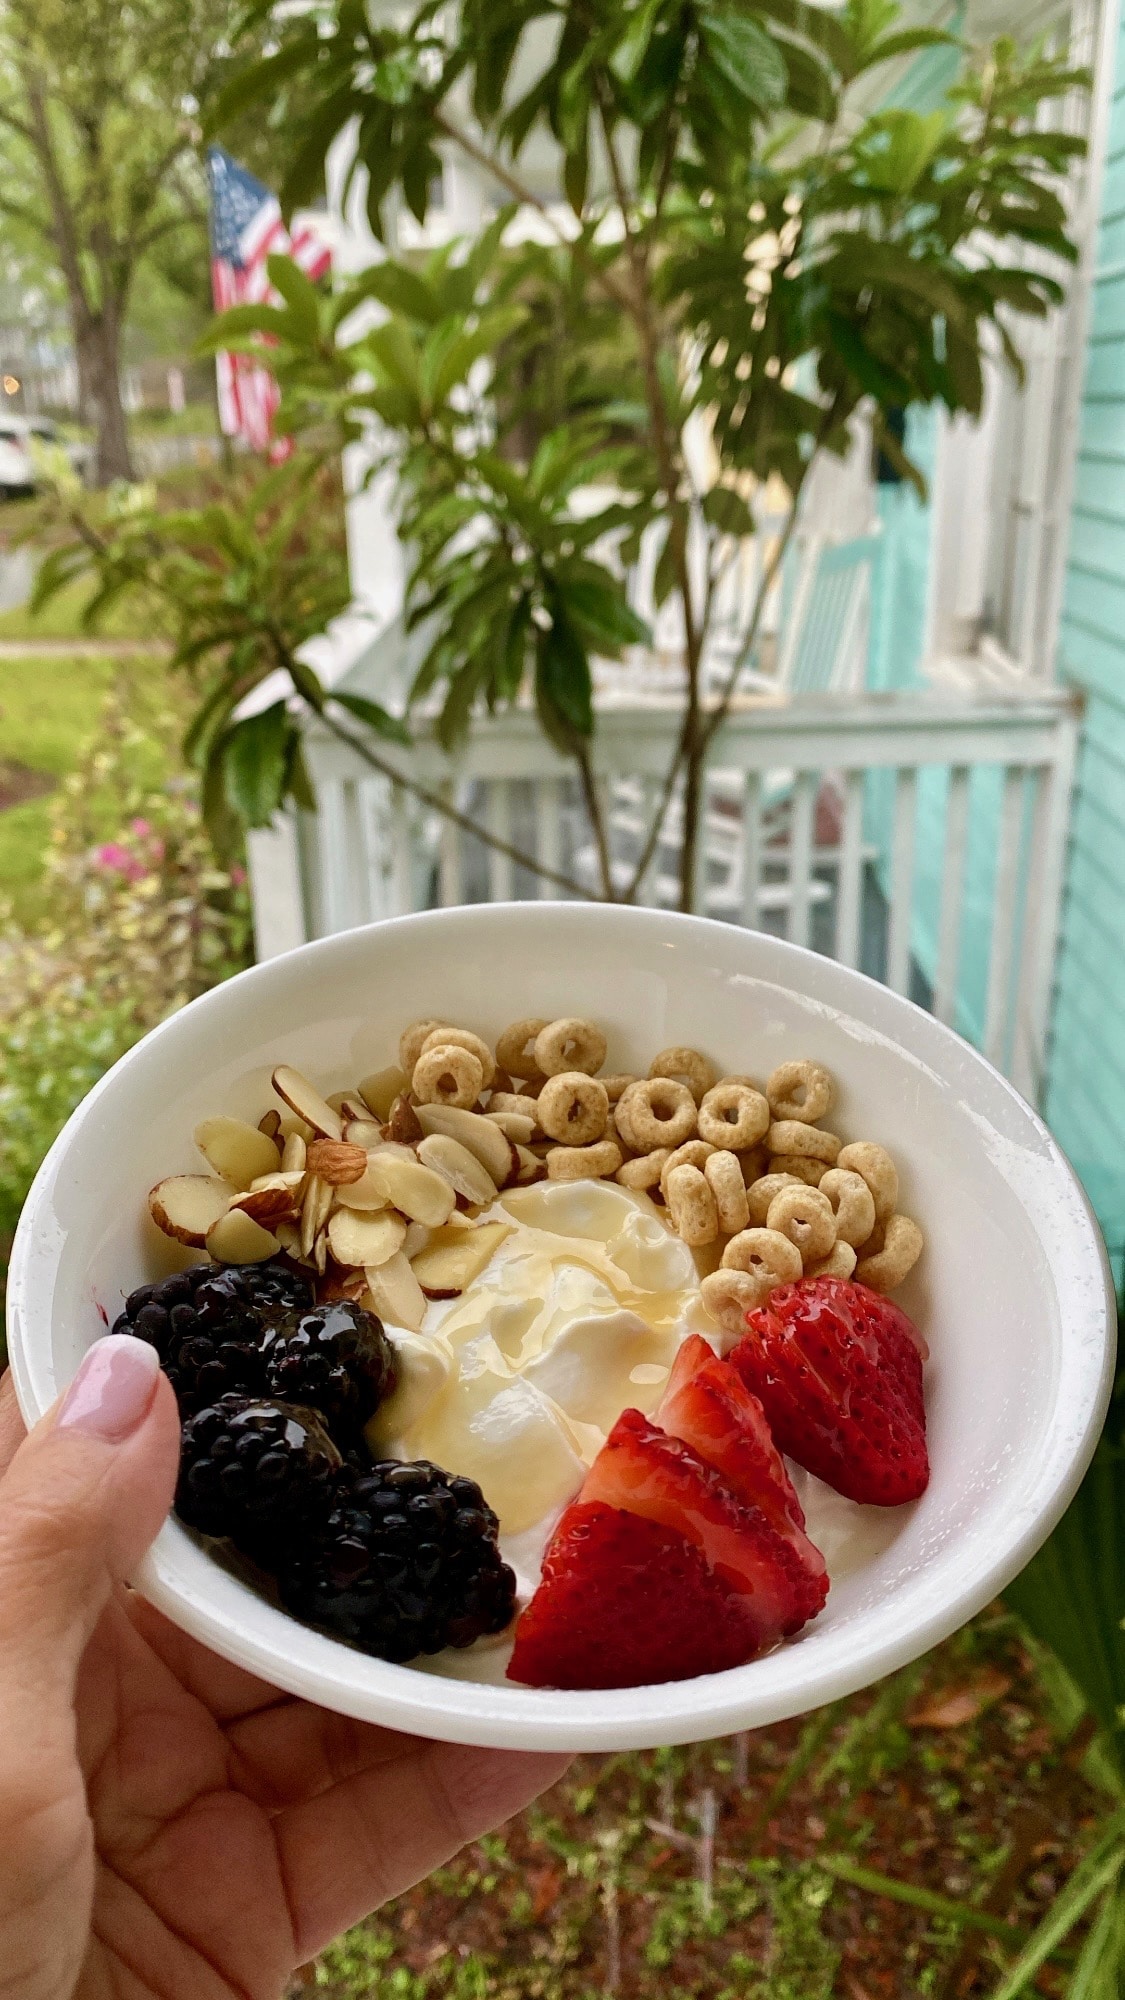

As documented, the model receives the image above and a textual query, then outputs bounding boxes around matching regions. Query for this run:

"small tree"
[0,0,298,482]
[41,3,1087,902]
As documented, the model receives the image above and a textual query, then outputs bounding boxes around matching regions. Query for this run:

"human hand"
[0,1336,569,2000]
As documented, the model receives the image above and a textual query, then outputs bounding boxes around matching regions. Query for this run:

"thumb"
[0,1335,180,1715]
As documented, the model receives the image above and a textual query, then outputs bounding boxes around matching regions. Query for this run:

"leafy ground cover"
[0,650,171,922]
[309,1612,1112,2000]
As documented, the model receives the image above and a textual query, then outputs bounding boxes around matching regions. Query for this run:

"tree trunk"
[75,306,133,485]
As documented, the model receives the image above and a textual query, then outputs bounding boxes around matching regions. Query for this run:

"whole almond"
[386,1092,424,1145]
[306,1139,368,1186]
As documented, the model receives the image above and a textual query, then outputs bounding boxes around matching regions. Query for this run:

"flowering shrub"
[0,685,253,1285]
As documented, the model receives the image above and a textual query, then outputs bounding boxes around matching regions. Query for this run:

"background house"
[247,0,1125,1282]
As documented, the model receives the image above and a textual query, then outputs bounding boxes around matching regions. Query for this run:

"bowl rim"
[6,902,1118,1750]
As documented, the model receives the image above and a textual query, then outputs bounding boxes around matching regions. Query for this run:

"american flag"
[207,146,331,454]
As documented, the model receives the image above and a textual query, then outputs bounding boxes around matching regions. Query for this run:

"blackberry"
[113,1262,312,1415]
[277,1460,517,1662]
[176,1395,342,1568]
[261,1299,397,1438]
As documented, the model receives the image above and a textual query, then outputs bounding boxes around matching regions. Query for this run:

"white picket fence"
[247,684,1080,1103]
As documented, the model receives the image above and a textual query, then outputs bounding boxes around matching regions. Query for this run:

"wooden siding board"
[1047,8,1125,1255]
[1071,449,1125,515]
[1058,613,1125,702]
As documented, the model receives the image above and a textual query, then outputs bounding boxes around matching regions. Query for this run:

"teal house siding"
[865,405,1011,1045]
[1045,9,1125,1278]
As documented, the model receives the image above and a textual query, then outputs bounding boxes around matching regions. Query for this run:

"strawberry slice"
[658,1334,827,1621]
[731,1276,929,1506]
[506,1502,761,1689]
[507,1408,824,1689]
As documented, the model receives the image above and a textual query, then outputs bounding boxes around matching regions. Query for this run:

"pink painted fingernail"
[58,1335,161,1442]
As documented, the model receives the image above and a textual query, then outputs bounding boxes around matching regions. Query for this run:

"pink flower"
[129,817,152,838]
[230,863,247,887]
[94,841,147,883]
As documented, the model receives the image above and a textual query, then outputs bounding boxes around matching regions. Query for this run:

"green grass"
[0,572,159,642]
[0,650,174,921]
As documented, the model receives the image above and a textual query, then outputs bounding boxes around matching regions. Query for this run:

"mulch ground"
[308,1607,1110,1999]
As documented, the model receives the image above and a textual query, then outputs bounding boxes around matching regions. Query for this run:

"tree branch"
[316,703,599,903]
[431,110,635,317]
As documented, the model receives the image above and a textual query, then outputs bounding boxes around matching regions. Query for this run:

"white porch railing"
[247,685,1080,1103]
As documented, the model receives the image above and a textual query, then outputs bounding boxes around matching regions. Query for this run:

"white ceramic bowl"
[6,904,1116,1750]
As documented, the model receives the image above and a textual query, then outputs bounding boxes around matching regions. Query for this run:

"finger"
[0,1337,179,1754]
[0,1370,27,1479]
[276,1741,571,1959]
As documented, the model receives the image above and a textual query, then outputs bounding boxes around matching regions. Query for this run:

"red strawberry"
[506,1502,761,1689]
[507,1408,823,1689]
[731,1276,929,1507]
[658,1334,827,1622]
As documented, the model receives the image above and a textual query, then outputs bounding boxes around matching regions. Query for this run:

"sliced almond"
[414,1104,515,1184]
[314,1230,329,1275]
[279,1112,314,1143]
[344,1118,384,1149]
[386,1091,423,1145]
[333,1166,390,1212]
[193,1116,281,1191]
[363,1251,428,1332]
[327,1207,407,1269]
[409,1220,512,1297]
[274,1218,301,1256]
[486,1109,537,1146]
[416,1133,498,1207]
[325,1090,351,1115]
[402,1220,431,1261]
[338,1094,371,1123]
[281,1130,307,1173]
[230,1183,299,1225]
[515,1144,546,1184]
[306,1139,368,1186]
[249,1169,306,1192]
[366,1152,456,1227]
[148,1174,233,1246]
[206,1207,281,1263]
[358,1064,410,1120]
[300,1172,331,1258]
[272,1065,344,1141]
[258,1108,282,1140]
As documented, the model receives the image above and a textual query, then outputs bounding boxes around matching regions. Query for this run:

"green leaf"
[699,9,788,108]
[535,615,594,751]
[857,26,960,73]
[286,734,317,814]
[221,702,293,828]
[205,36,316,135]
[1005,1423,1125,1759]
[267,255,321,345]
[331,690,411,745]
[426,307,525,403]
[345,262,442,325]
[985,1815,1125,1999]
[498,595,532,700]
[195,303,290,355]
[288,657,326,711]
[702,486,754,536]
[183,673,244,767]
[559,575,650,652]
[365,321,423,393]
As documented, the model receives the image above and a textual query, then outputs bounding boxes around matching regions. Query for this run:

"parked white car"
[0,416,87,497]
